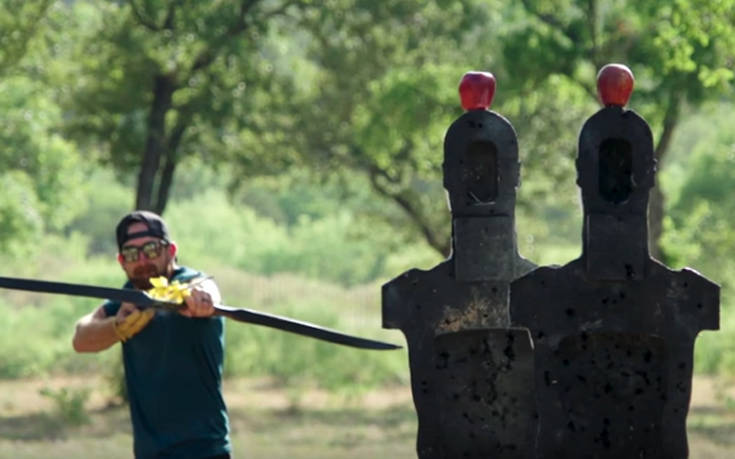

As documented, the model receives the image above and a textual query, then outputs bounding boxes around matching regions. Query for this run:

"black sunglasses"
[120,240,168,262]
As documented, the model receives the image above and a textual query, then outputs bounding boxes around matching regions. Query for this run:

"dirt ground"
[0,375,733,458]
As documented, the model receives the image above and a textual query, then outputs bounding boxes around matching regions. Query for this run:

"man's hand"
[180,286,217,318]
[113,302,155,342]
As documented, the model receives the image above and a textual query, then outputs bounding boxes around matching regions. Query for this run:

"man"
[73,210,231,459]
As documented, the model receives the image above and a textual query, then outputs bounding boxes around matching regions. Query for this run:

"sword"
[0,275,401,350]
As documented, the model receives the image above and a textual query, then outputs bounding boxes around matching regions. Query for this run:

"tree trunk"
[136,74,175,211]
[649,97,680,261]
[154,120,189,214]
[153,150,177,215]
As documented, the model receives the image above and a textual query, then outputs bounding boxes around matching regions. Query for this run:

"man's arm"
[73,301,154,352]
[72,305,119,353]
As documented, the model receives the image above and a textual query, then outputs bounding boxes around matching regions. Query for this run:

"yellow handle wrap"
[113,308,155,342]
[147,276,192,304]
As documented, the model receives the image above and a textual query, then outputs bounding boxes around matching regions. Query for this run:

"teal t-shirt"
[103,267,231,458]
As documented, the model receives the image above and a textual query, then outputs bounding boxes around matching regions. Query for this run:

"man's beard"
[129,263,166,289]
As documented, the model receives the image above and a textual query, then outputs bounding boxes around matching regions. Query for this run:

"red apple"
[596,63,634,107]
[458,71,496,111]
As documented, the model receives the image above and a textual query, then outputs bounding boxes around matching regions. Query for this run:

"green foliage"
[213,270,407,392]
[26,0,733,261]
[0,172,43,255]
[0,72,87,254]
[502,0,735,104]
[0,235,124,379]
[659,102,735,376]
[0,295,102,378]
[104,352,128,404]
[661,102,735,282]
[49,0,316,210]
[243,0,499,255]
[38,386,91,425]
[64,169,135,256]
[0,0,51,73]
[166,186,438,286]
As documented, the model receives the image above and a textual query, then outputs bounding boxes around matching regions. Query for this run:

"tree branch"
[187,0,310,78]
[162,0,179,30]
[189,0,261,74]
[517,1,605,102]
[654,97,680,162]
[585,0,601,67]
[129,0,163,31]
[520,0,567,31]
[648,96,681,261]
[569,74,599,101]
[366,163,449,256]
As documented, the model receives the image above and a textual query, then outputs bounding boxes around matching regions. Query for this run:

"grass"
[0,376,417,459]
[1,375,735,458]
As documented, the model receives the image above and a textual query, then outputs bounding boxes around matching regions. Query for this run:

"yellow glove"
[113,308,155,342]
[147,276,191,304]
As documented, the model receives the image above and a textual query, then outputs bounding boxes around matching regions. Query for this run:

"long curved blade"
[0,275,401,350]
[0,276,154,305]
[214,305,401,350]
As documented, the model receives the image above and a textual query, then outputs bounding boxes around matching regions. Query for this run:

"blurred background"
[1,0,734,457]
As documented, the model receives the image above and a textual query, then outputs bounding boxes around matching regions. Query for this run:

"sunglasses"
[120,240,169,263]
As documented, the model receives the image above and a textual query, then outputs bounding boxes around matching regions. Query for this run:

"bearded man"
[73,210,231,459]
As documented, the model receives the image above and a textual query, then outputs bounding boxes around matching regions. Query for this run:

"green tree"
[49,0,734,263]
[57,0,315,214]
[0,0,52,74]
[55,0,500,255]
[502,0,735,259]
[0,77,85,253]
[662,102,735,285]
[238,0,735,261]
[0,1,83,255]
[228,0,499,256]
